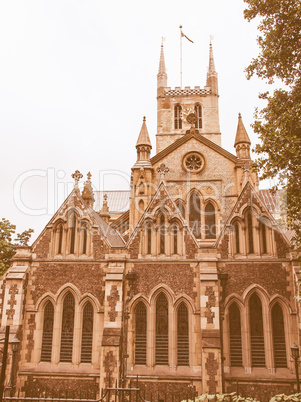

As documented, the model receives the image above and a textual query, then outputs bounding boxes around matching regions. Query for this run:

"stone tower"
[156,42,221,153]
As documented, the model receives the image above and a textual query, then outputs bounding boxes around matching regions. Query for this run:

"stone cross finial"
[157,163,169,181]
[72,170,83,190]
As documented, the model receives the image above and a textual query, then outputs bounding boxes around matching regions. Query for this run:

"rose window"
[183,152,205,173]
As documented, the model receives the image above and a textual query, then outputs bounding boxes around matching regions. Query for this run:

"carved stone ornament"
[186,112,197,125]
[183,152,205,173]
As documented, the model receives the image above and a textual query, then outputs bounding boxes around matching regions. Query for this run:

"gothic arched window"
[205,202,216,239]
[160,215,165,254]
[234,222,240,254]
[177,302,189,366]
[156,293,168,365]
[189,191,201,239]
[194,103,202,129]
[41,301,54,362]
[147,225,152,255]
[272,303,287,368]
[57,224,63,255]
[173,224,178,255]
[135,302,147,365]
[249,294,265,367]
[69,214,76,255]
[260,221,267,254]
[174,104,182,129]
[229,303,243,367]
[82,223,88,255]
[81,302,93,363]
[247,212,254,254]
[60,292,75,362]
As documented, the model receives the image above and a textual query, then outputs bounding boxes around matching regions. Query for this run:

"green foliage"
[244,0,301,249]
[0,218,33,276]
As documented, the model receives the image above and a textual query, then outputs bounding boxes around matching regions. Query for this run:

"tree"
[244,0,301,248]
[0,218,34,276]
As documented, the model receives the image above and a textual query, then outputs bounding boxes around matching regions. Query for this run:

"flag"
[180,30,194,43]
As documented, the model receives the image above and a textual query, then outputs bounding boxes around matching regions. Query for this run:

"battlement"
[164,86,211,97]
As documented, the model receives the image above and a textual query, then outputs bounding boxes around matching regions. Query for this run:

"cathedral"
[1,42,300,401]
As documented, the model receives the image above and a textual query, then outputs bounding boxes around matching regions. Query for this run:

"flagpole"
[179,25,182,88]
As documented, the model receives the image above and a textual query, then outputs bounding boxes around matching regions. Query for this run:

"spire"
[135,117,152,166]
[206,40,218,95]
[157,41,167,89]
[136,116,152,148]
[234,113,251,159]
[99,193,110,223]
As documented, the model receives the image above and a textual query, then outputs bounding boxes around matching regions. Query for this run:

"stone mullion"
[52,306,61,364]
[151,226,156,255]
[53,228,58,255]
[66,228,72,255]
[165,226,171,256]
[178,227,183,256]
[74,224,80,256]
[73,304,81,365]
[169,302,175,369]
[263,305,274,372]
[254,224,260,255]
[86,229,92,256]
[241,224,247,256]
[242,304,251,373]
[148,305,154,367]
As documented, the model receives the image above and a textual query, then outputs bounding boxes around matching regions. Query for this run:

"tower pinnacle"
[234,113,251,159]
[157,42,167,90]
[135,116,152,164]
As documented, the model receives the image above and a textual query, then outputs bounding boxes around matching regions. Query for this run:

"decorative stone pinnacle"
[157,163,169,181]
[87,171,92,181]
[72,170,83,190]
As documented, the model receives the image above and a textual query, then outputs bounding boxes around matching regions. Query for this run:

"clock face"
[183,152,205,174]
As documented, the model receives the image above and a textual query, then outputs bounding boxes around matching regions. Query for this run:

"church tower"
[156,41,221,153]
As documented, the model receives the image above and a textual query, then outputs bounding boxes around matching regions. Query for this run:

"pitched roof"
[234,113,251,147]
[150,130,237,165]
[94,191,130,213]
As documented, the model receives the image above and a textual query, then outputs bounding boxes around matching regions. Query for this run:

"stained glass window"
[174,105,182,129]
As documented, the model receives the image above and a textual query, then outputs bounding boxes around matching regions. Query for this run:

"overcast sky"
[0,0,273,242]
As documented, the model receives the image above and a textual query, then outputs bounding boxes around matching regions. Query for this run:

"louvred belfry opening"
[177,302,189,366]
[229,303,243,367]
[272,303,287,368]
[250,294,265,367]
[41,301,54,362]
[135,302,147,365]
[81,302,93,363]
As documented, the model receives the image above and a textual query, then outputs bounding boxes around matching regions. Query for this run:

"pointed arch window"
[81,302,93,363]
[249,294,265,367]
[247,212,254,254]
[234,222,240,254]
[82,223,88,255]
[173,224,178,255]
[60,292,75,362]
[57,224,63,255]
[135,302,147,365]
[229,303,242,367]
[70,214,76,255]
[177,302,189,366]
[189,191,201,239]
[205,202,216,239]
[272,303,287,368]
[156,293,168,365]
[174,104,182,129]
[260,221,267,254]
[147,225,152,255]
[160,215,165,254]
[194,103,202,129]
[41,301,54,362]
